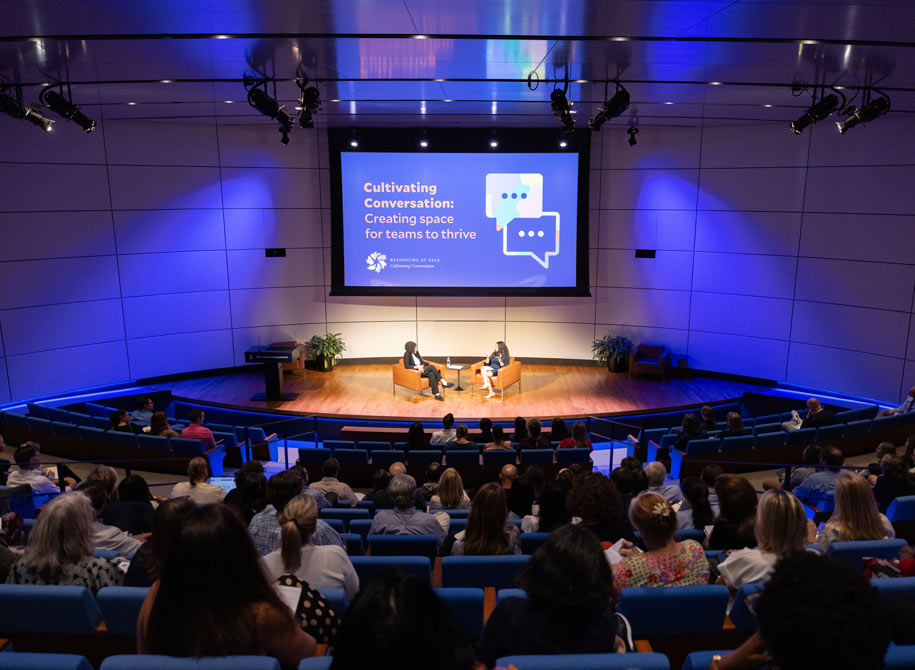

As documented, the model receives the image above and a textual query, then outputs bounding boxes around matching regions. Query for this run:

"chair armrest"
[629,351,637,366]
[469,359,487,375]
[498,361,522,386]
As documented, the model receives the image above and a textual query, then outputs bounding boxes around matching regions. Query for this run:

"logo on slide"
[365,251,387,273]
[485,173,560,269]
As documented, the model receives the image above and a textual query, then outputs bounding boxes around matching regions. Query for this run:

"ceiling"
[1,0,914,129]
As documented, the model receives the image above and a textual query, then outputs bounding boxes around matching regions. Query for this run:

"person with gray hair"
[6,491,124,594]
[368,474,450,550]
[646,461,682,505]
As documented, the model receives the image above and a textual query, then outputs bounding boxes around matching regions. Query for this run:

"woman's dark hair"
[520,525,614,616]
[118,474,154,503]
[610,467,636,496]
[700,405,717,431]
[801,444,822,466]
[571,421,588,447]
[513,417,528,441]
[550,418,570,441]
[479,417,492,433]
[407,421,427,451]
[537,480,572,532]
[632,470,650,495]
[455,424,469,440]
[566,472,619,525]
[527,418,542,438]
[464,483,512,555]
[330,568,475,670]
[680,476,715,529]
[149,411,170,436]
[726,412,744,434]
[145,504,297,656]
[404,341,417,354]
[491,425,505,443]
[620,456,642,472]
[881,455,906,481]
[716,474,758,544]
[139,497,197,582]
[525,465,545,499]
[681,413,701,436]
[109,409,129,428]
[506,476,534,518]
[235,473,268,523]
[496,341,510,360]
[373,468,391,492]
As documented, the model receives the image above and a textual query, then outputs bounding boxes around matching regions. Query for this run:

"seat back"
[340,533,365,556]
[349,556,432,584]
[77,425,108,443]
[636,345,666,359]
[641,428,669,447]
[27,403,50,419]
[434,588,485,640]
[520,449,554,465]
[520,532,550,554]
[319,508,370,531]
[482,450,516,467]
[826,539,907,571]
[51,421,80,438]
[616,585,729,636]
[107,430,139,449]
[26,416,53,435]
[408,450,443,467]
[323,439,356,453]
[0,585,102,635]
[84,403,111,418]
[871,576,915,603]
[753,422,783,435]
[46,407,72,423]
[333,448,369,465]
[138,434,171,451]
[844,419,873,436]
[674,529,706,543]
[685,438,720,455]
[447,450,480,467]
[298,658,333,670]
[92,416,113,430]
[319,588,348,615]
[369,534,438,559]
[372,450,406,469]
[96,586,149,636]
[754,431,785,450]
[0,653,93,670]
[816,423,846,441]
[0,484,38,519]
[785,427,817,445]
[321,518,345,534]
[297,447,332,465]
[729,582,765,632]
[556,448,592,465]
[720,435,754,453]
[358,441,392,453]
[169,436,203,455]
[349,518,373,539]
[101,656,281,670]
[441,555,530,589]
[887,496,915,522]
[494,654,671,670]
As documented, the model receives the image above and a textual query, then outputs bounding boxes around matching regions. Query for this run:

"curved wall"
[0,117,913,404]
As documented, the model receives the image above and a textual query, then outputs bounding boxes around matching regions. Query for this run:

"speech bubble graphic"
[485,173,544,230]
[502,213,560,269]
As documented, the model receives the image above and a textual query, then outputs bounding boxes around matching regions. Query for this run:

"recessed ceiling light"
[763,104,773,108]
[329,99,340,103]
[800,40,818,45]
[610,37,629,41]
[126,102,137,105]
[223,100,234,104]
[709,81,722,86]
[664,101,674,105]
[160,79,172,84]
[575,79,587,84]
[443,99,452,102]
[434,78,446,82]
[214,35,231,39]
[413,35,428,39]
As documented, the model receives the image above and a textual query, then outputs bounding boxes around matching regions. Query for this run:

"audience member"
[511,416,529,444]
[363,468,391,504]
[448,424,476,449]
[118,473,161,506]
[429,468,470,510]
[299,466,331,509]
[406,421,428,452]
[872,454,915,513]
[559,421,592,450]
[330,568,475,670]
[646,461,682,505]
[372,462,427,510]
[612,492,709,589]
[550,417,571,443]
[452,483,520,555]
[232,473,268,525]
[469,468,500,499]
[475,417,494,445]
[676,476,716,531]
[718,412,746,438]
[477,525,627,667]
[89,464,154,534]
[863,441,899,481]
[499,464,518,490]
[710,552,890,670]
[521,479,571,532]
[784,444,821,491]
[816,471,895,550]
[567,472,635,543]
[673,413,708,452]
[170,456,225,504]
[431,413,457,445]
[700,405,718,432]
[148,411,181,438]
[484,425,512,450]
[79,481,145,556]
[525,465,545,501]
[792,445,844,504]
[717,489,811,593]
[261,493,359,601]
[800,397,836,429]
[369,475,449,549]
[420,461,442,500]
[6,442,73,494]
[904,434,915,472]
[309,458,358,505]
[131,397,156,428]
[519,418,551,450]
[506,469,536,519]
[223,461,266,509]
[110,408,140,433]
[125,497,197,588]
[138,504,315,663]
[707,475,758,550]
[180,409,218,451]
[701,465,723,507]
[249,469,344,555]
[880,384,915,416]
[6,491,123,594]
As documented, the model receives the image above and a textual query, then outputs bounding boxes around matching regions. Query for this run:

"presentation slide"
[339,152,580,289]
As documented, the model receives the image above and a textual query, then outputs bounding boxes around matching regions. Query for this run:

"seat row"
[298,446,592,468]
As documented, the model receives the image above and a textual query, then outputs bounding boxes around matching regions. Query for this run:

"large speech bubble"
[502,213,560,269]
[485,173,544,230]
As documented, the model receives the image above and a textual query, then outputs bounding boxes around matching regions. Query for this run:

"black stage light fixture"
[297,79,321,129]
[790,93,839,135]
[23,104,54,132]
[247,86,295,145]
[0,91,27,120]
[627,126,639,146]
[590,86,630,131]
[40,88,96,132]
[279,127,290,146]
[836,96,890,134]
[0,91,54,132]
[550,88,575,131]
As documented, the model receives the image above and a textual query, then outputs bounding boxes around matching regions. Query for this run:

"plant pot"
[608,357,628,373]
[316,355,335,372]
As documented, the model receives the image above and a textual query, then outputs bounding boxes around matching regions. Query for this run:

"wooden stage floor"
[154,364,774,422]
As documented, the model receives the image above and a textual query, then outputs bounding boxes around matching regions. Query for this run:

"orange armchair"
[470,357,522,399]
[629,344,671,381]
[392,359,447,397]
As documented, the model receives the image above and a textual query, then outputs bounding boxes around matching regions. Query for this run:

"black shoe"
[434,394,445,401]
[441,380,451,388]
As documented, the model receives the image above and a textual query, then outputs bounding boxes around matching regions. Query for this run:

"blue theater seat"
[0,653,93,670]
[26,416,53,434]
[685,438,720,455]
[449,518,468,535]
[0,584,102,635]
[520,449,554,465]
[358,440,392,453]
[445,509,470,518]
[784,427,817,446]
[108,430,140,449]
[96,586,149,636]
[754,431,785,450]
[408,450,443,467]
[321,518,345,534]
[138,434,171,451]
[84,403,111,418]
[101,657,280,670]
[816,424,846,441]
[349,556,432,584]
[369,534,438,559]
[372,450,406,468]
[556,447,592,465]
[753,422,783,435]
[496,588,527,602]
[297,447,332,465]
[616,585,728,637]
[844,419,873,437]
[826,539,907,571]
[673,529,706,543]
[887,495,915,523]
[333,448,369,465]
[728,582,765,632]
[482,450,516,467]
[77,425,107,442]
[340,532,365,556]
[91,416,113,430]
[640,428,669,447]
[441,555,530,589]
[319,508,369,530]
[323,439,356,453]
[51,421,80,438]
[434,587,485,639]
[319,588,348,615]
[27,403,50,419]
[447,450,480,467]
[885,644,915,669]
[66,411,94,426]
[349,519,373,540]
[520,532,550,554]
[872,577,915,602]
[496,654,670,670]
[298,659,332,670]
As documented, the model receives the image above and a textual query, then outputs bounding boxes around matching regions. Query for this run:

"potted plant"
[310,333,346,372]
[592,334,633,373]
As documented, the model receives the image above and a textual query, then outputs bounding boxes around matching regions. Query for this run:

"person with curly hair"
[567,472,635,543]
[611,491,709,589]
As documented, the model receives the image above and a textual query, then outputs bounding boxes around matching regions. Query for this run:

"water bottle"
[447,356,451,367]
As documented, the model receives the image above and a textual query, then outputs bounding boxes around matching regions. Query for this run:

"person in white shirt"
[430,413,457,445]
[170,456,226,504]
[881,384,915,416]
[80,481,145,557]
[6,442,74,495]
[308,458,358,505]
[261,494,359,602]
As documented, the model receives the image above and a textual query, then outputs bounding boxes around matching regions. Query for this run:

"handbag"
[275,574,342,644]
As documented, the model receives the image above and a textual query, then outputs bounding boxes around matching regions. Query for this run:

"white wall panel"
[0,212,115,261]
[325,295,416,323]
[122,291,231,339]
[327,320,417,359]
[799,213,915,265]
[0,164,110,211]
[227,249,325,289]
[0,358,9,404]
[0,121,107,164]
[700,123,809,168]
[787,342,904,402]
[596,250,693,290]
[692,253,797,298]
[808,117,915,167]
[108,166,222,210]
[230,287,327,328]
[795,258,915,312]
[598,210,696,251]
[417,297,506,321]
[601,169,699,211]
[507,296,595,323]
[6,341,129,401]
[598,324,690,355]
[104,120,219,166]
[118,251,229,297]
[127,330,234,380]
[690,293,793,340]
[224,209,324,249]
[694,211,801,256]
[506,320,594,360]
[113,210,225,254]
[217,124,319,169]
[0,256,121,310]
[688,331,789,381]
[221,168,321,209]
[791,302,909,358]
[416,321,507,358]
[594,287,691,330]
[232,323,326,365]
[1,300,124,356]
[907,313,915,361]
[903,362,915,404]
[604,125,701,170]
[698,168,806,212]
[805,166,915,216]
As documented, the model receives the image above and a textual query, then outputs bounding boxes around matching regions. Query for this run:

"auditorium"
[1,2,915,669]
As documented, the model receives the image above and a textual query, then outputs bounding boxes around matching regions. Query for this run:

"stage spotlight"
[627,126,639,147]
[0,92,54,131]
[297,80,321,129]
[348,127,359,147]
[550,88,575,131]
[40,88,96,132]
[247,86,295,144]
[589,86,630,131]
[23,104,54,132]
[836,96,890,134]
[790,93,839,135]
[419,128,430,148]
[489,127,499,148]
[279,127,290,146]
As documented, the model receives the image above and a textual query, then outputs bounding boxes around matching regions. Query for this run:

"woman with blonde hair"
[169,456,225,504]
[261,493,359,602]
[430,468,470,510]
[611,491,708,589]
[718,489,813,591]
[816,471,895,550]
[452,483,520,555]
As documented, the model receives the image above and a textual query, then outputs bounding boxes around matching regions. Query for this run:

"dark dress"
[674,429,708,452]
[801,409,836,430]
[707,519,757,550]
[873,476,915,513]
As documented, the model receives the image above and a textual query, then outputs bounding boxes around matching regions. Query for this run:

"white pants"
[480,366,494,389]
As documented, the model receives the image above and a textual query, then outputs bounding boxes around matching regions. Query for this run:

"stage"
[152,363,774,422]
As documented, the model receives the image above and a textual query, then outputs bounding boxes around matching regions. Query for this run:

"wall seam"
[685,116,706,363]
[213,121,238,365]
[0,319,11,401]
[785,126,814,381]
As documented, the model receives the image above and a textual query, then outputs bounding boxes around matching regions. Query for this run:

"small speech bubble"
[485,173,544,230]
[502,213,560,269]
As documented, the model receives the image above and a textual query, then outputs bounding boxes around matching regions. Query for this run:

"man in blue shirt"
[130,397,155,428]
[793,446,845,507]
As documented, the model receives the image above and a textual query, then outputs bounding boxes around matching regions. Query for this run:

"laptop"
[208,476,237,494]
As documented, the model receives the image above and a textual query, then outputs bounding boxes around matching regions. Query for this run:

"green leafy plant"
[592,334,632,369]
[310,332,346,367]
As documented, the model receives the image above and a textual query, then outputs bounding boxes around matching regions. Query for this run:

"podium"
[245,345,302,400]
